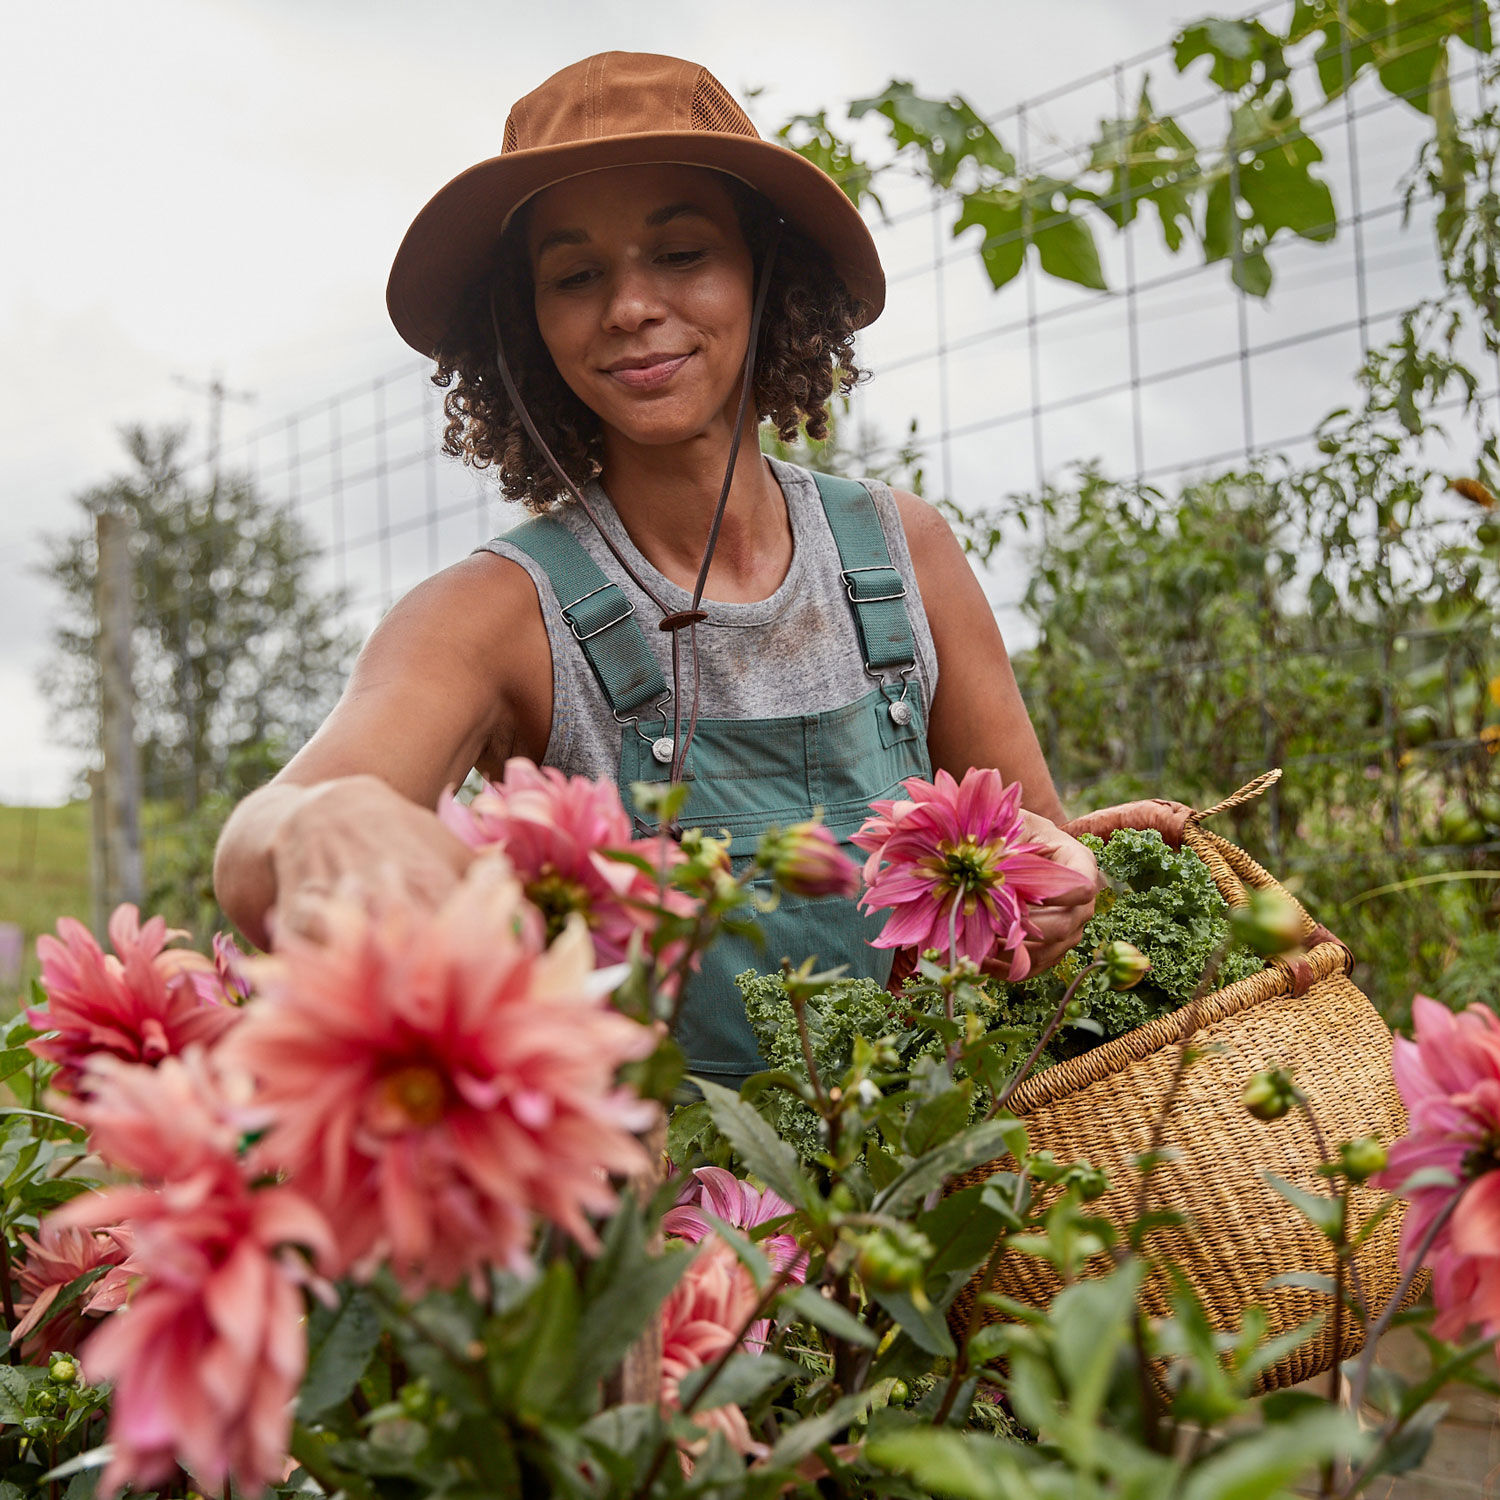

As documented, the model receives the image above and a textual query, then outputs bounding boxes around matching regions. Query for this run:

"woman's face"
[526,164,756,452]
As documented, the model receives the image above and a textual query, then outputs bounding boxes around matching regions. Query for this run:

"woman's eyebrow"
[534,226,589,259]
[643,201,712,228]
[534,202,713,260]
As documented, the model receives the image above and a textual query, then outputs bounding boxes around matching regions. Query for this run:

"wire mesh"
[113,0,1497,1015]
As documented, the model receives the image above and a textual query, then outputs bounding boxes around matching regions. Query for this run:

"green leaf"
[866,1428,1036,1500]
[0,1047,37,1085]
[917,1182,1017,1278]
[1264,1172,1343,1236]
[1092,82,1199,253]
[1179,1406,1366,1500]
[872,1117,1026,1218]
[30,1264,110,1334]
[1047,1263,1143,1427]
[1033,204,1108,291]
[574,1209,692,1389]
[1265,1270,1337,1295]
[870,1286,956,1357]
[696,1078,816,1212]
[764,1388,875,1469]
[850,81,1015,188]
[501,1261,583,1420]
[1232,103,1335,244]
[38,1448,114,1485]
[779,1283,879,1348]
[954,189,1025,290]
[1174,19,1285,93]
[0,1362,44,1423]
[903,1082,974,1156]
[298,1286,381,1419]
[678,1352,797,1412]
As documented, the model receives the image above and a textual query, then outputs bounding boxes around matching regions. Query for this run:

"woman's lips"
[604,353,691,390]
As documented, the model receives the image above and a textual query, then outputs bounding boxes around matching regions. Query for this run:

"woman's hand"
[218,774,478,950]
[980,811,1100,981]
[268,775,477,943]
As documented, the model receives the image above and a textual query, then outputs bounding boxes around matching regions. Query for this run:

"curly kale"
[1007,829,1264,1060]
[738,969,1009,1161]
[737,831,1263,1160]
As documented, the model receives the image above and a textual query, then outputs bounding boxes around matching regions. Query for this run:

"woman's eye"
[553,268,597,290]
[659,248,707,267]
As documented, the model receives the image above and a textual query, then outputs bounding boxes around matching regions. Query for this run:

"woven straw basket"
[948,772,1410,1393]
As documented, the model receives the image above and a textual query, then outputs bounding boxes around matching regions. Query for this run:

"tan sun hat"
[386,51,885,358]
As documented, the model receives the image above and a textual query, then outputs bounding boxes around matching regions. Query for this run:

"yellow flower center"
[374,1065,448,1131]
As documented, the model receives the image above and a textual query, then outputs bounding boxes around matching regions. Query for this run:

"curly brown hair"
[430,179,867,513]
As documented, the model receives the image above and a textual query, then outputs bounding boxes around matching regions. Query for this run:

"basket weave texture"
[948,781,1410,1393]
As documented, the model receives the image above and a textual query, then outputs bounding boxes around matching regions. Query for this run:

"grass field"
[0,802,93,997]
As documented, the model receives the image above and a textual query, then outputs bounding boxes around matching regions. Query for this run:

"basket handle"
[1059,771,1285,848]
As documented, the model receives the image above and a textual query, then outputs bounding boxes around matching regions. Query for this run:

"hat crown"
[502,52,759,155]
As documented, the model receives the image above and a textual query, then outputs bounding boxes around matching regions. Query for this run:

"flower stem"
[630,1263,797,1499]
[933,1238,1006,1425]
[987,960,1104,1119]
[1347,1191,1460,1415]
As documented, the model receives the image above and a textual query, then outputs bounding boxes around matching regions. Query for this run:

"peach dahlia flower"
[28,905,237,1093]
[53,1052,331,1499]
[228,859,659,1291]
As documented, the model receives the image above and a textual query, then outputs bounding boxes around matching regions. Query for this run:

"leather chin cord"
[487,222,784,807]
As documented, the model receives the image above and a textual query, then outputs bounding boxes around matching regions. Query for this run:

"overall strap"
[504,516,669,718]
[809,472,917,673]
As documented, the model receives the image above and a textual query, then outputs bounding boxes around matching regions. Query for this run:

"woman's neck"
[596,421,792,603]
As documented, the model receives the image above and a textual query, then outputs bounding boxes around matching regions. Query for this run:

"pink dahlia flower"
[1375,994,1500,1344]
[28,905,238,1092]
[51,1053,332,1498]
[226,860,660,1292]
[12,1221,133,1366]
[665,1166,808,1354]
[660,1238,766,1458]
[851,768,1094,977]
[439,757,689,969]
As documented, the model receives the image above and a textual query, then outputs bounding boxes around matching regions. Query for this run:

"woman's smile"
[603,351,695,390]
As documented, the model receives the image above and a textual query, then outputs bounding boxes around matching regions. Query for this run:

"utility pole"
[94,510,143,924]
[170,371,254,812]
[172,371,255,494]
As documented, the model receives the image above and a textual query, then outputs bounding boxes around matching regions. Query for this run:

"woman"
[214,51,1098,1088]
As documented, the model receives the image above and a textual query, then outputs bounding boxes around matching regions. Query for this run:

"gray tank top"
[479,457,939,779]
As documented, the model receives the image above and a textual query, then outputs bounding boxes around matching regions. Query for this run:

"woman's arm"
[213,553,552,949]
[890,489,1098,970]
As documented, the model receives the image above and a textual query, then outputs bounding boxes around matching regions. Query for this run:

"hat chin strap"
[488,223,784,800]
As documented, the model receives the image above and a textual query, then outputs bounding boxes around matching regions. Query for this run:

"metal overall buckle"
[613,693,677,765]
[865,662,917,726]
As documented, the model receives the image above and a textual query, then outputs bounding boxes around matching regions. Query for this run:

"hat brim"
[386,131,885,358]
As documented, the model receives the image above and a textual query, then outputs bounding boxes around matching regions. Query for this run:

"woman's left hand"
[986,811,1101,979]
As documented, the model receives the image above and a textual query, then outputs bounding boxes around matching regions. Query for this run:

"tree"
[39,423,356,830]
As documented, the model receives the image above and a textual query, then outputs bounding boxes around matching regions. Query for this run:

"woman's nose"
[602,259,665,332]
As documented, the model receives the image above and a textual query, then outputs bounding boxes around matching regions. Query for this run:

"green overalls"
[506,471,933,1088]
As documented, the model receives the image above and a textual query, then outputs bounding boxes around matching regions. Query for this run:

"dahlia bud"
[1096,939,1151,991]
[48,1357,78,1386]
[1230,891,1304,955]
[759,821,860,900]
[1243,1067,1299,1121]
[853,1225,934,1299]
[1339,1135,1388,1183]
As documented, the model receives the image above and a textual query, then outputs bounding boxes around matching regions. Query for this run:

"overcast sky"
[0,0,1448,805]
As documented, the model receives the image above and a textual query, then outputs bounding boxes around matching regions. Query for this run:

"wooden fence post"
[94,510,143,920]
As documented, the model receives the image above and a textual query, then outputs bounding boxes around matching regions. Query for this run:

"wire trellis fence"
[104,0,1497,1013]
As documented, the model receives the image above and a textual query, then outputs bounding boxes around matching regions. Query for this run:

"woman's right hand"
[219,775,478,950]
[269,775,478,944]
